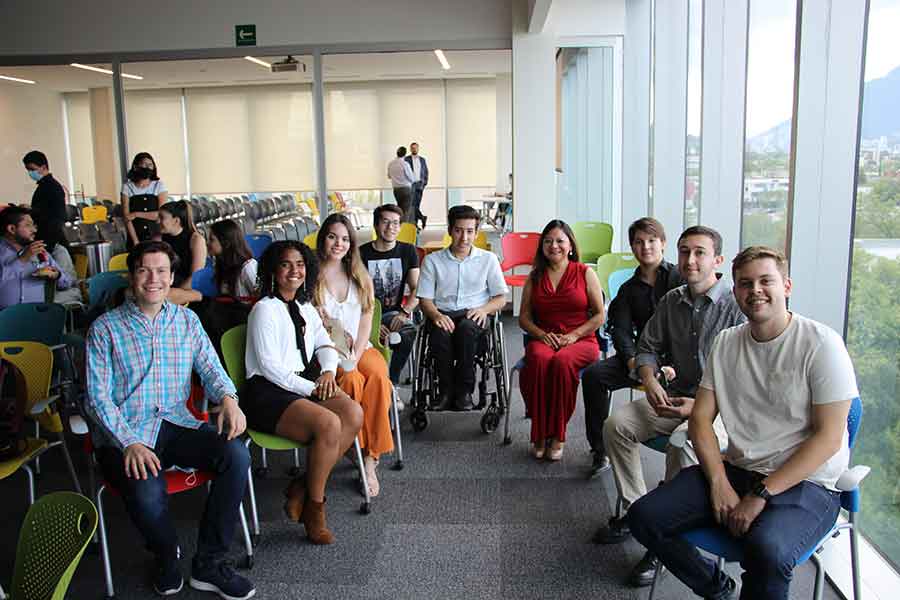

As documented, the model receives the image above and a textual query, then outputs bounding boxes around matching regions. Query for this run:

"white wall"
[0,0,512,57]
[0,83,70,205]
[512,0,626,233]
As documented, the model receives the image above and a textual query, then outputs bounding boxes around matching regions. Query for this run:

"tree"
[854,177,900,238]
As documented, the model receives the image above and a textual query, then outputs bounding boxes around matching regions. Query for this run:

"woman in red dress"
[518,220,605,460]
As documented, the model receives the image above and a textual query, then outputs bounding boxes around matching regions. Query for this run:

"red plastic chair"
[500,232,541,287]
[82,379,254,597]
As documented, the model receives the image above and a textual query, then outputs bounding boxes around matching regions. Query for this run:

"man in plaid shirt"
[85,240,255,600]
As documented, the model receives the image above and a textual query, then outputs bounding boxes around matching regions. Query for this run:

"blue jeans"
[97,421,250,564]
[628,464,841,600]
[382,310,417,384]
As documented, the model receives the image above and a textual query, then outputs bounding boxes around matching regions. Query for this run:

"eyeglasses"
[380,219,402,228]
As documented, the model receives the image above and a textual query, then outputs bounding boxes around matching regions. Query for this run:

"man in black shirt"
[359,204,420,385]
[583,217,682,477]
[23,150,67,252]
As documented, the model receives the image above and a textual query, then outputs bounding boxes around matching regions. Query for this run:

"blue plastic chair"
[607,268,633,302]
[648,396,866,600]
[0,303,68,347]
[191,266,219,298]
[245,233,273,259]
[87,271,128,309]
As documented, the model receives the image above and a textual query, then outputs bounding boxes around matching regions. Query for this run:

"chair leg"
[237,501,253,567]
[354,437,371,513]
[391,386,404,469]
[811,552,825,600]
[58,430,83,494]
[34,421,41,475]
[261,448,268,469]
[23,464,35,505]
[96,485,115,598]
[292,448,300,470]
[244,439,260,537]
[647,560,663,600]
[503,365,520,445]
[850,517,861,600]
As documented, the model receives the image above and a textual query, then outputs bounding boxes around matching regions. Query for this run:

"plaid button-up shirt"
[84,299,236,450]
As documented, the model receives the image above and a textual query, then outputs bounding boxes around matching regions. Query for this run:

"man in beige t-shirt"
[627,246,858,600]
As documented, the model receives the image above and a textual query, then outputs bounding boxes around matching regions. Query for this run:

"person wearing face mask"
[121,152,168,248]
[0,206,73,310]
[22,150,67,253]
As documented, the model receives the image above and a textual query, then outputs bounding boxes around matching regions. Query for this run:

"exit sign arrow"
[235,24,257,47]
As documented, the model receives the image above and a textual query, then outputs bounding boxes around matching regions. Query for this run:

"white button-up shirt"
[417,246,508,312]
[410,155,422,182]
[387,158,415,188]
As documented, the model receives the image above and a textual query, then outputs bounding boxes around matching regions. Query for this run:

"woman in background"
[209,219,258,300]
[121,152,166,248]
[159,200,205,305]
[518,220,605,461]
[314,213,393,497]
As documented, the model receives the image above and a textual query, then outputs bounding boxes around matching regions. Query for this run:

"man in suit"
[404,142,429,230]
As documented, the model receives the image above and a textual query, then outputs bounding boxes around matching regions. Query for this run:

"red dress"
[520,261,600,443]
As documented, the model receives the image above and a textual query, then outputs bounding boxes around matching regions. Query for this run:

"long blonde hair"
[313,213,373,312]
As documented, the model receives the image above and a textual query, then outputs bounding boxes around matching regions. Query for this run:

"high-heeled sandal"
[548,441,564,461]
[531,442,546,460]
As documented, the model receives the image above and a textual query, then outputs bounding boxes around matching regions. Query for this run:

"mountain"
[747,64,900,153]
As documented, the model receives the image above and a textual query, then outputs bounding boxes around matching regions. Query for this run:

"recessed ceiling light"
[244,56,271,68]
[434,49,451,70]
[0,75,36,84]
[70,63,144,80]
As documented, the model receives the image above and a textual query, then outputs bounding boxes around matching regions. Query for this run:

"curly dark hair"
[258,240,319,303]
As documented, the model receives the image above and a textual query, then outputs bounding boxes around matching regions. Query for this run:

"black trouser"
[411,183,426,225]
[581,353,636,454]
[97,421,250,564]
[425,310,487,396]
[393,186,413,223]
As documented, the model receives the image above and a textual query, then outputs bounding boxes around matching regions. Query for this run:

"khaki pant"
[602,396,727,510]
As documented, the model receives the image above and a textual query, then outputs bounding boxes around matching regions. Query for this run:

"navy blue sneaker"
[153,557,183,596]
[189,559,255,600]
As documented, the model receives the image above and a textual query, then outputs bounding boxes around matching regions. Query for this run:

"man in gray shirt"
[594,225,746,588]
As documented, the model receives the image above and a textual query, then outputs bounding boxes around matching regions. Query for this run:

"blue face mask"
[27,169,42,182]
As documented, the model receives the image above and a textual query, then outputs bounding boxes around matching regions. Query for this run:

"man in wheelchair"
[417,205,508,411]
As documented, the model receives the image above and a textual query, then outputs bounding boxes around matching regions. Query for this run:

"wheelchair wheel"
[410,409,428,432]
[481,408,500,434]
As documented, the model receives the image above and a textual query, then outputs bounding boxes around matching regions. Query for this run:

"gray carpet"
[0,313,840,599]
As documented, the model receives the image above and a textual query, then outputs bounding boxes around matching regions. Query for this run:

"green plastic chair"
[8,491,98,600]
[573,221,614,264]
[595,252,639,301]
[220,324,372,538]
[370,301,404,470]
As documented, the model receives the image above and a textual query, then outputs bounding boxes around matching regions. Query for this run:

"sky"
[686,0,900,138]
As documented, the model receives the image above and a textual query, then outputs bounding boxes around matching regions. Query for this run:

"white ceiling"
[0,50,511,93]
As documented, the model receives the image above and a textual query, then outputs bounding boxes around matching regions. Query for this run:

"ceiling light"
[244,56,271,68]
[434,49,451,70]
[70,63,143,80]
[0,75,36,84]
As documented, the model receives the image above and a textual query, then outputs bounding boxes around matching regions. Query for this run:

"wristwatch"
[750,480,772,501]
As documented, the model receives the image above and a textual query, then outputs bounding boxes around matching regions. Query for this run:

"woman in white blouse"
[243,240,363,545]
[313,214,393,498]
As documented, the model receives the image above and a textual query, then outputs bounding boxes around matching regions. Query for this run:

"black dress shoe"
[454,392,474,411]
[591,515,631,544]
[588,452,611,479]
[627,550,660,587]
[432,391,454,411]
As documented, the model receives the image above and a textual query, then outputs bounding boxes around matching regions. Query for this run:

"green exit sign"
[235,24,256,47]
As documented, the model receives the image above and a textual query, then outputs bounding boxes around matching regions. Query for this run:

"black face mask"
[131,167,153,180]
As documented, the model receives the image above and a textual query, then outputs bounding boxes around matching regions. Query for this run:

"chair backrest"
[441,230,490,250]
[0,302,67,345]
[398,222,418,245]
[573,221,614,263]
[77,223,100,243]
[107,252,128,272]
[0,342,53,417]
[87,271,128,308]
[245,233,273,259]
[500,232,541,271]
[191,266,219,298]
[81,205,108,225]
[11,491,98,600]
[303,231,319,249]
[595,252,638,300]
[608,268,634,302]
[220,325,247,389]
[73,253,89,280]
[369,300,390,363]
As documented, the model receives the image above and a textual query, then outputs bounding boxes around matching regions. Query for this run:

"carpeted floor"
[0,312,841,599]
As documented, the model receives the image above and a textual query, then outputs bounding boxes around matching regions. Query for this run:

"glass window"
[740,0,799,252]
[846,0,900,571]
[684,0,703,227]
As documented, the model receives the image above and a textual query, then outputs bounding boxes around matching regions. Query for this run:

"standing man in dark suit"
[405,142,429,230]
[22,150,67,252]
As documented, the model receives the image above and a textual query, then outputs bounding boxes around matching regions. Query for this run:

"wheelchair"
[409,313,510,435]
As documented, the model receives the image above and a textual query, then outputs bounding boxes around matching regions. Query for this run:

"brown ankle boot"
[300,497,335,545]
[283,477,306,522]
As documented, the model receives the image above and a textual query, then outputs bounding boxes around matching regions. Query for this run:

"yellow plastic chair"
[441,231,491,251]
[303,231,318,249]
[107,253,128,272]
[595,252,639,301]
[303,197,320,217]
[81,205,107,225]
[371,222,418,245]
[72,253,89,280]
[0,342,82,505]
